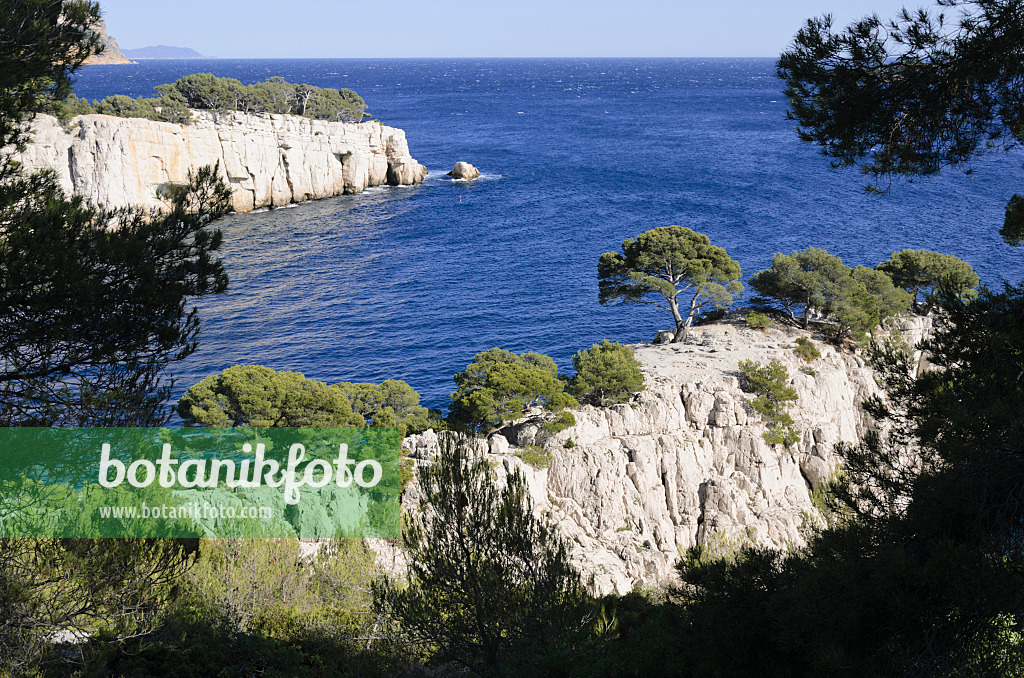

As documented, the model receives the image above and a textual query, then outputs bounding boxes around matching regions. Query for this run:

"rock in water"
[447,161,481,180]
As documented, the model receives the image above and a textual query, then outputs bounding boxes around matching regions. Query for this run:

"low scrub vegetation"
[745,311,773,330]
[44,74,368,125]
[793,336,820,362]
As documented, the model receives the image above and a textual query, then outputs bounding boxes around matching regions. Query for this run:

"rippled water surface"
[74,59,1024,410]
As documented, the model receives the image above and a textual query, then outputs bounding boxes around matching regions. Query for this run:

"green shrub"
[568,339,645,406]
[448,348,577,432]
[563,437,575,449]
[749,247,912,341]
[184,538,376,638]
[517,444,553,469]
[764,423,801,447]
[746,311,773,330]
[543,409,577,434]
[178,365,364,427]
[335,379,433,435]
[738,358,801,448]
[793,336,821,362]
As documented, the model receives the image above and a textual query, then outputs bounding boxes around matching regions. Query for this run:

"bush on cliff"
[737,358,800,448]
[335,379,436,435]
[568,339,646,407]
[48,73,369,125]
[448,348,577,433]
[177,365,364,427]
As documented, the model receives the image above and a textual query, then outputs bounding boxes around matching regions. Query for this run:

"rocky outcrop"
[82,19,133,65]
[16,112,428,213]
[400,316,932,596]
[447,161,481,180]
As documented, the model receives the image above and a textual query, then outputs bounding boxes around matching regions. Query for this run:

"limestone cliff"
[82,18,133,65]
[16,112,428,213]
[397,315,932,596]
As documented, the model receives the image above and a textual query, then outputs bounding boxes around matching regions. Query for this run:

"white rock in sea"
[447,161,481,180]
[396,315,933,596]
[16,111,428,213]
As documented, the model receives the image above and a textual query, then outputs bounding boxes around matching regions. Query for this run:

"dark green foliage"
[829,265,912,342]
[738,358,800,447]
[177,365,364,427]
[373,433,588,673]
[778,0,1024,246]
[38,91,96,123]
[0,165,230,426]
[448,348,578,432]
[568,339,646,406]
[676,285,1024,676]
[0,537,199,673]
[542,409,577,434]
[793,336,820,362]
[2,4,230,424]
[750,248,911,341]
[0,0,100,174]
[1004,193,1024,245]
[745,310,773,330]
[335,379,434,434]
[48,539,399,678]
[598,226,742,343]
[876,248,980,308]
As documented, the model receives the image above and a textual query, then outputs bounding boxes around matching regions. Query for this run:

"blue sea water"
[72,58,1024,411]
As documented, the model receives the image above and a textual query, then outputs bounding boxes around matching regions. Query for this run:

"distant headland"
[123,45,210,59]
[81,18,132,65]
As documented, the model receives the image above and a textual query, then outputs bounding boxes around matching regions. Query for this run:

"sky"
[100,0,930,59]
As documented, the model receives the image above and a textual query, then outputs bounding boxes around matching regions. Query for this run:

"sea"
[72,58,1024,412]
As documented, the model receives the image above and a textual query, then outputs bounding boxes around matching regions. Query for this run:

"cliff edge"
[397,316,932,595]
[17,111,428,213]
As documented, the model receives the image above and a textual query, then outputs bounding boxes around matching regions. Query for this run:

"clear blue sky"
[101,0,928,58]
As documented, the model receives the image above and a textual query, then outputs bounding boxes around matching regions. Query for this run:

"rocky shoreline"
[17,111,428,213]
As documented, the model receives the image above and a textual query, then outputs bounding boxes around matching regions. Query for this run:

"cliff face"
[17,112,428,213]
[82,19,132,65]
[398,316,932,596]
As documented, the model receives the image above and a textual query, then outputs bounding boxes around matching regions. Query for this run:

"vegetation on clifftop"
[44,73,369,125]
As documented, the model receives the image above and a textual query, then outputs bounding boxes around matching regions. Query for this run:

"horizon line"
[108,55,782,61]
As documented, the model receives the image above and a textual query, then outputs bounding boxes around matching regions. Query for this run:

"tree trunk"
[669,296,688,343]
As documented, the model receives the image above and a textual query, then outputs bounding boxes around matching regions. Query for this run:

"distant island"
[123,45,209,59]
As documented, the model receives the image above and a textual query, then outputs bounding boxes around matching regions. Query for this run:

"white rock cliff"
[400,316,932,596]
[16,111,428,213]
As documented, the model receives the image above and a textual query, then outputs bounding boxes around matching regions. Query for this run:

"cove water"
[73,58,1024,411]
